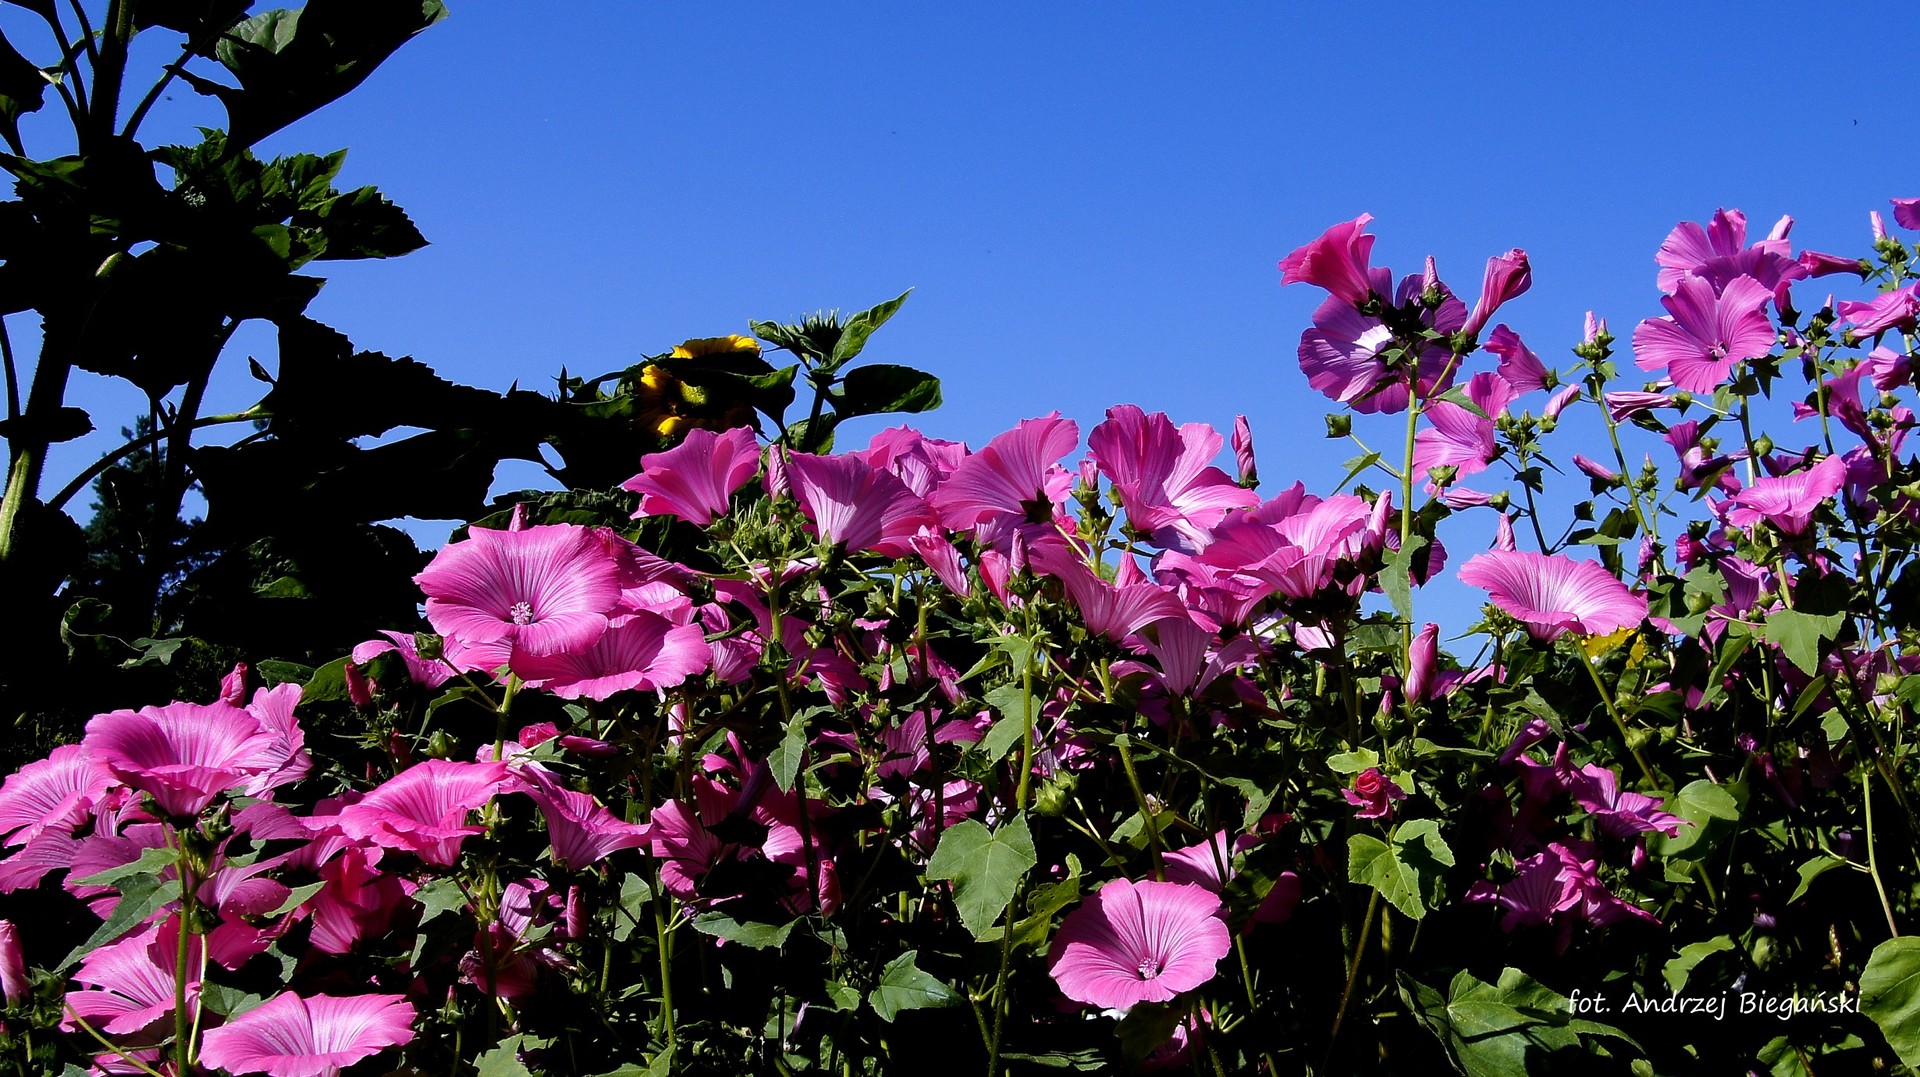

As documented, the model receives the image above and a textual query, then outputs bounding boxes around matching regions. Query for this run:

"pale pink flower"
[1632,274,1776,394]
[1277,214,1379,307]
[1723,454,1845,536]
[1086,406,1258,549]
[415,524,623,658]
[622,426,760,525]
[930,414,1079,534]
[1457,550,1647,641]
[84,701,282,817]
[197,992,416,1077]
[1463,249,1531,338]
[1049,878,1231,1009]
[508,611,710,700]
[784,451,936,557]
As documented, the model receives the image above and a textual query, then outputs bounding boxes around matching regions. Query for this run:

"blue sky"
[9,3,1918,625]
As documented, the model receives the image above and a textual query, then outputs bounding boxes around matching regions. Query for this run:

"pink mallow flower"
[1342,768,1407,820]
[197,991,416,1077]
[1893,198,1920,231]
[1049,878,1231,1010]
[622,426,761,525]
[508,610,710,701]
[1087,405,1258,550]
[784,451,937,558]
[1566,765,1683,839]
[1722,454,1845,537]
[1836,284,1920,338]
[0,921,24,1006]
[1413,371,1519,487]
[1296,269,1464,415]
[83,699,288,818]
[1483,325,1550,393]
[930,414,1079,534]
[1457,550,1647,642]
[415,524,623,659]
[1277,214,1379,307]
[350,631,453,690]
[64,916,200,1036]
[0,743,110,847]
[1462,249,1531,338]
[1632,274,1776,394]
[331,760,511,866]
[1654,209,1804,295]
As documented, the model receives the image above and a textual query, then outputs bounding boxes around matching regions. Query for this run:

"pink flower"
[0,743,109,846]
[1723,454,1844,536]
[1413,372,1519,487]
[1457,550,1647,641]
[930,414,1079,534]
[197,992,416,1077]
[520,772,652,870]
[0,921,25,1006]
[1297,271,1465,414]
[307,848,412,955]
[1464,851,1570,932]
[1572,454,1620,483]
[1049,878,1231,1009]
[1086,406,1258,549]
[1893,198,1920,231]
[508,611,710,700]
[1632,274,1776,394]
[1161,832,1299,924]
[1837,284,1920,338]
[1544,384,1579,421]
[1463,249,1531,338]
[784,451,936,557]
[1028,541,1188,642]
[1566,765,1683,839]
[65,916,200,1036]
[84,700,284,817]
[1231,415,1256,486]
[332,760,511,865]
[1603,390,1675,423]
[350,631,453,690]
[1342,768,1406,820]
[1277,214,1379,307]
[415,524,623,658]
[1797,250,1866,278]
[1483,325,1549,393]
[622,426,760,525]
[1654,209,1804,294]
[1405,623,1440,704]
[855,425,967,498]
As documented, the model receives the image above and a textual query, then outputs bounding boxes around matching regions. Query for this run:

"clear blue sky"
[11,3,1917,620]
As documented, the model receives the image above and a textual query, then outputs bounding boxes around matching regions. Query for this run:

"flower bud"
[1325,413,1351,438]
[0,921,27,1007]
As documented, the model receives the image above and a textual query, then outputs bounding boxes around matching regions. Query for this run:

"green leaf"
[1401,968,1639,1077]
[1380,534,1427,622]
[266,880,327,917]
[868,950,962,1021]
[1662,936,1735,995]
[61,873,170,971]
[1327,749,1380,775]
[824,980,862,1012]
[1116,1002,1185,1070]
[300,655,353,704]
[978,683,1035,763]
[1347,819,1453,921]
[612,873,652,943]
[307,185,428,260]
[976,712,1026,765]
[691,912,797,950]
[75,846,175,888]
[769,709,808,793]
[926,814,1037,939]
[413,877,469,924]
[474,1034,550,1077]
[1762,609,1844,676]
[198,983,266,1018]
[835,363,942,417]
[827,288,911,368]
[1862,937,1920,1068]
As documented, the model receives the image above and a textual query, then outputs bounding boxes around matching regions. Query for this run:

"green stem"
[1116,736,1165,880]
[654,863,678,1064]
[48,408,267,511]
[1015,655,1035,810]
[1326,888,1380,1057]
[983,880,1025,1077]
[1581,651,1659,789]
[1864,769,1900,939]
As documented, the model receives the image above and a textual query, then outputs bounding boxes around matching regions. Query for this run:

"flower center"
[1136,958,1164,980]
[509,601,535,625]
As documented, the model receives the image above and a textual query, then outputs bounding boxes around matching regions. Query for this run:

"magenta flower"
[1894,198,1920,231]
[1028,540,1188,642]
[784,451,937,557]
[415,524,623,658]
[0,921,23,1006]
[622,426,760,525]
[84,700,282,817]
[1413,371,1519,487]
[1342,768,1407,820]
[1297,271,1465,414]
[509,610,710,700]
[1405,623,1440,704]
[1723,454,1845,537]
[65,916,200,1036]
[1231,415,1256,487]
[1654,209,1804,294]
[1483,325,1549,393]
[1161,831,1299,924]
[1049,878,1231,1009]
[930,414,1079,534]
[307,848,411,955]
[351,630,453,689]
[0,743,109,847]
[1836,284,1920,338]
[1086,405,1258,549]
[1566,765,1683,839]
[1462,249,1531,338]
[198,992,416,1077]
[1631,274,1776,393]
[1797,249,1866,278]
[1603,390,1675,423]
[332,760,511,865]
[1277,214,1379,307]
[1457,550,1647,641]
[855,425,968,498]
[520,772,652,870]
